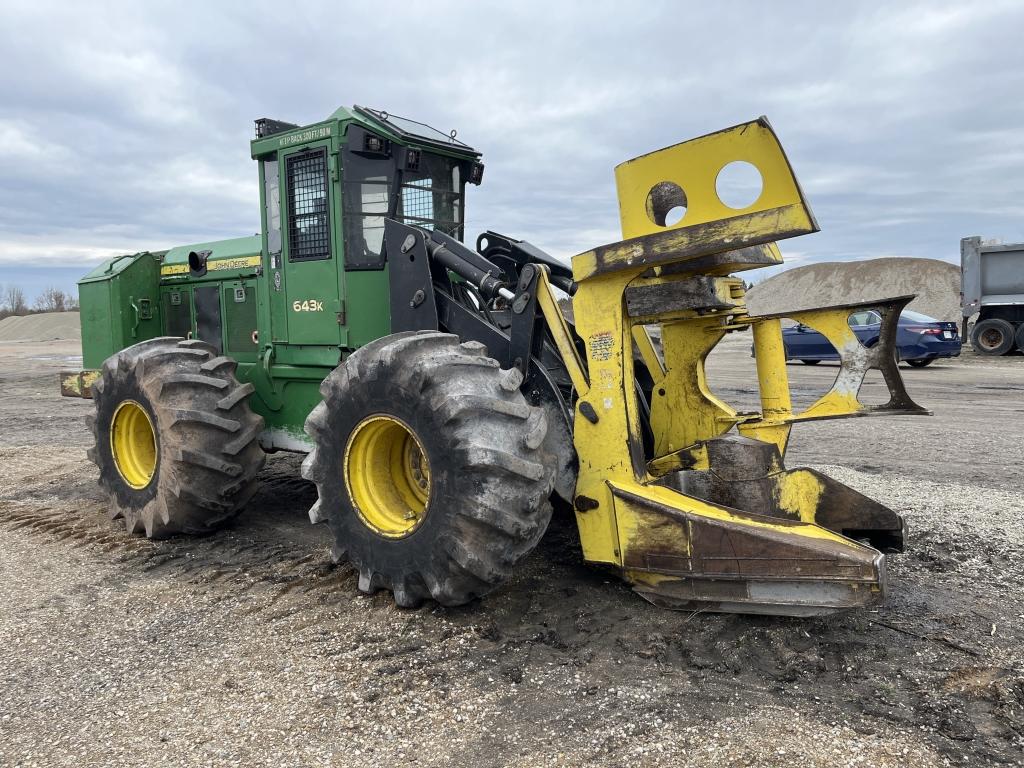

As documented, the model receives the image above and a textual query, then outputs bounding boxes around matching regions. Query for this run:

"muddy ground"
[0,337,1021,767]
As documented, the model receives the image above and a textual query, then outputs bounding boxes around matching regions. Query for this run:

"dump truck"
[961,236,1024,355]
[61,106,929,616]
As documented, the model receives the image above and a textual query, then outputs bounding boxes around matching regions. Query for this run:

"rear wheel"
[88,338,265,538]
[971,318,1015,356]
[302,332,556,607]
[800,359,821,366]
[1015,322,1024,352]
[906,358,934,368]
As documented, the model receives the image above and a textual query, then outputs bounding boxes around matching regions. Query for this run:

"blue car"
[782,309,961,368]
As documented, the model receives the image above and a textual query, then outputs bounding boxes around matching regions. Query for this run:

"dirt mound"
[747,258,960,323]
[0,312,81,342]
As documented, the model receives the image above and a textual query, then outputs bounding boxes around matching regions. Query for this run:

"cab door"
[273,141,343,346]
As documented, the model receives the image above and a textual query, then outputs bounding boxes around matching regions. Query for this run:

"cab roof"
[251,105,480,161]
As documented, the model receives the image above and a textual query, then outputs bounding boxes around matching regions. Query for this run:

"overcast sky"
[2,0,1023,299]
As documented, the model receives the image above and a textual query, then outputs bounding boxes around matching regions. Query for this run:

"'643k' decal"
[292,299,324,312]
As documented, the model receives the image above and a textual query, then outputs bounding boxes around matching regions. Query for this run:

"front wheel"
[800,359,821,366]
[906,358,934,368]
[302,332,556,607]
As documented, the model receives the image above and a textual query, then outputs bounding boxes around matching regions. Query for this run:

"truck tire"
[87,337,265,538]
[302,331,556,608]
[971,318,1015,356]
[1016,322,1024,353]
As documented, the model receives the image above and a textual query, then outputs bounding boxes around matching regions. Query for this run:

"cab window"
[286,148,331,262]
[342,149,394,270]
[398,154,463,237]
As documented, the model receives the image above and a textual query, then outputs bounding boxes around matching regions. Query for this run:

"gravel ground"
[1,338,1022,767]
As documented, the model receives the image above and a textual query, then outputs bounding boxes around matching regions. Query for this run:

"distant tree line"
[0,284,79,320]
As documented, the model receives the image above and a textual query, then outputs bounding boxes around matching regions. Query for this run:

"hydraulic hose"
[426,231,514,301]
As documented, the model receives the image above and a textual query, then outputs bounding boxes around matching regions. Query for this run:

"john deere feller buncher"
[63,106,927,616]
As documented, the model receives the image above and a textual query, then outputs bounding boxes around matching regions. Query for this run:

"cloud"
[0,238,127,266]
[1,0,1023,284]
[0,120,73,168]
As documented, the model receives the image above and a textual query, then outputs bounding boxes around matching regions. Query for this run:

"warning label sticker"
[588,331,614,362]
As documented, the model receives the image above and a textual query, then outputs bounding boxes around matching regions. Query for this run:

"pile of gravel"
[0,312,81,342]
[746,258,961,323]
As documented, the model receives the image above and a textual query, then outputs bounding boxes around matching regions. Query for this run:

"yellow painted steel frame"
[614,118,814,241]
[572,117,817,282]
[563,265,895,573]
[742,298,928,425]
[565,118,821,565]
[564,269,865,567]
[59,369,100,399]
[538,117,917,613]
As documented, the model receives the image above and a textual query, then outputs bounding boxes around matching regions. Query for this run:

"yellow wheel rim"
[344,414,431,538]
[110,400,157,489]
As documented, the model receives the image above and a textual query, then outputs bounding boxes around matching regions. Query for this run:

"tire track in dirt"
[0,497,358,618]
[3,485,1023,764]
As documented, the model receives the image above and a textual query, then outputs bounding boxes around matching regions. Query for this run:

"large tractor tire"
[302,332,557,607]
[87,337,265,538]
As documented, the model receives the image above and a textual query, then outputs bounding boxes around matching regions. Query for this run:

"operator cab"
[254,106,482,268]
[250,105,484,352]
